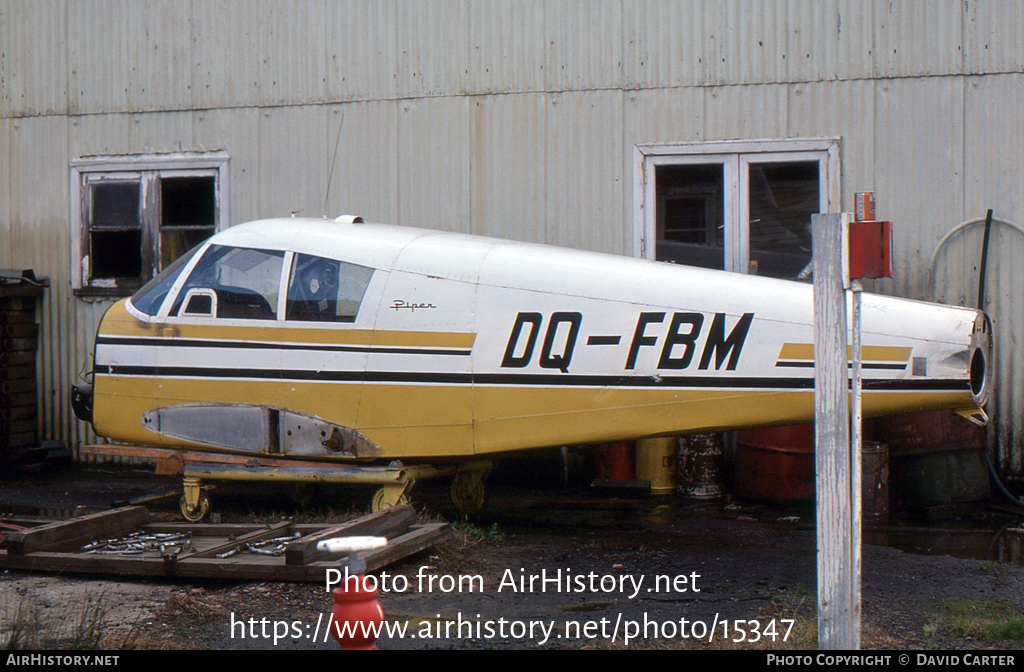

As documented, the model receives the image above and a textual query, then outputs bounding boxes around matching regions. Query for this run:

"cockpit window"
[129,243,204,317]
[170,245,285,320]
[286,253,374,323]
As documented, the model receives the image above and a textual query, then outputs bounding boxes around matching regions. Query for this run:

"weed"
[928,599,1024,644]
[2,591,110,650]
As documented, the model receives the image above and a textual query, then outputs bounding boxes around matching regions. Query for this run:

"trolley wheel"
[450,473,487,515]
[180,492,211,522]
[371,487,409,512]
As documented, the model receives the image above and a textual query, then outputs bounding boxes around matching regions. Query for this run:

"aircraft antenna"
[323,111,345,218]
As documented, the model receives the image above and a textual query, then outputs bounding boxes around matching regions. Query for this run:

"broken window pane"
[160,176,217,270]
[655,164,725,269]
[161,176,216,226]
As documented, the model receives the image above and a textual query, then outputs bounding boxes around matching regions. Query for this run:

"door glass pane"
[748,161,818,278]
[655,164,724,269]
[286,253,375,323]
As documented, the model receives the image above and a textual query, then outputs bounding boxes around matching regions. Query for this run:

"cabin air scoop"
[75,216,990,466]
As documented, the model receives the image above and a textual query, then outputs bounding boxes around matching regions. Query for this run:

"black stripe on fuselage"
[775,361,909,370]
[95,334,472,357]
[92,363,971,392]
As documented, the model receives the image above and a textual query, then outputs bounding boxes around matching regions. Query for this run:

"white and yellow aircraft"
[73,216,991,519]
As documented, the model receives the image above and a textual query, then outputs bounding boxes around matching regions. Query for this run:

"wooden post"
[850,279,864,649]
[812,212,857,649]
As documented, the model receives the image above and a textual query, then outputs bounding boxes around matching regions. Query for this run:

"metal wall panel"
[703,83,790,141]
[126,0,191,113]
[257,105,328,219]
[467,0,546,95]
[5,116,75,455]
[468,93,547,242]
[397,96,471,232]
[256,0,328,107]
[68,113,133,157]
[193,0,327,109]
[0,120,9,259]
[190,0,264,110]
[622,0,706,89]
[961,73,1024,479]
[396,0,470,99]
[325,0,400,103]
[874,76,965,300]
[544,89,625,254]
[321,100,401,226]
[695,0,876,86]
[1,0,68,117]
[544,0,623,94]
[128,110,195,154]
[66,0,130,115]
[873,0,964,78]
[964,0,1024,75]
[0,1,7,118]
[622,87,706,145]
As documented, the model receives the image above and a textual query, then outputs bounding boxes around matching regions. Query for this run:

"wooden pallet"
[0,505,446,582]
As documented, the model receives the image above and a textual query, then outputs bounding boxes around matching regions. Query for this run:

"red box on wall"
[849,220,893,279]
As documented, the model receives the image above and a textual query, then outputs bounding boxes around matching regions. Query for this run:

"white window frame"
[70,152,230,296]
[633,138,840,271]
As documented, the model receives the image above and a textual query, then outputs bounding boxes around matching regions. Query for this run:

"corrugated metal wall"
[2,0,1023,480]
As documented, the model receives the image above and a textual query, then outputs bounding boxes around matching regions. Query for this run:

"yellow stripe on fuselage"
[101,299,476,349]
[777,343,912,362]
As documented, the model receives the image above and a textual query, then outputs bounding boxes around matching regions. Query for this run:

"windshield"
[128,243,205,316]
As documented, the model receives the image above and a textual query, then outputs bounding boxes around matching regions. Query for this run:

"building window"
[71,153,229,296]
[633,139,839,278]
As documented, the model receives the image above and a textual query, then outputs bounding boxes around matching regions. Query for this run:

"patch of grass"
[928,599,1024,644]
[2,597,42,650]
[449,521,504,546]
[2,591,110,650]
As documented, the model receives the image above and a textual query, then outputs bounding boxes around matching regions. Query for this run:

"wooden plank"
[79,444,355,470]
[0,286,45,300]
[284,505,416,566]
[3,323,38,339]
[5,506,149,556]
[145,522,347,536]
[363,523,448,573]
[1,379,35,395]
[0,365,34,381]
[175,520,294,560]
[1,406,36,422]
[1,338,38,352]
[0,352,35,367]
[0,309,33,323]
[812,212,857,650]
